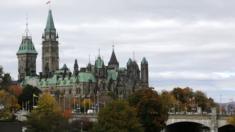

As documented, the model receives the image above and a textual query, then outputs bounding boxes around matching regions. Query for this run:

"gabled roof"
[45,9,56,32]
[17,36,37,55]
[108,50,119,66]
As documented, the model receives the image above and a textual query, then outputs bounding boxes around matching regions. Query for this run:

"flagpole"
[46,1,51,9]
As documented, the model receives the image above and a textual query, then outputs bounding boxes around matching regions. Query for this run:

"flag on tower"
[46,1,51,4]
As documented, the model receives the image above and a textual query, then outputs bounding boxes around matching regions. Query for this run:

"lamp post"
[80,121,83,132]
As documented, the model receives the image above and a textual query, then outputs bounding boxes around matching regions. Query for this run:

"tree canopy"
[171,87,217,112]
[0,73,12,90]
[128,88,168,132]
[93,100,143,132]
[26,92,68,132]
[18,85,41,110]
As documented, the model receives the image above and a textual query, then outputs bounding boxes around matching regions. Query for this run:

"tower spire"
[89,54,91,63]
[108,45,119,69]
[45,9,55,32]
[42,8,59,75]
[98,48,101,57]
[25,14,29,36]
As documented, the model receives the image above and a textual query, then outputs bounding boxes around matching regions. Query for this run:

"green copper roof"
[17,36,37,54]
[127,58,132,65]
[78,72,96,83]
[141,57,148,64]
[107,70,118,81]
[95,56,104,68]
[45,10,56,32]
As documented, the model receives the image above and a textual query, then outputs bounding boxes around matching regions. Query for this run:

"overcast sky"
[0,0,235,103]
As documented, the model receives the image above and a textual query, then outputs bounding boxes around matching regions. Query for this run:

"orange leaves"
[63,109,72,119]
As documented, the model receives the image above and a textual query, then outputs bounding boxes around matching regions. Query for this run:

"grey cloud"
[0,0,234,102]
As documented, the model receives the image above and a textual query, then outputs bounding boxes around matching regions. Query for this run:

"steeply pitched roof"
[45,9,56,32]
[95,56,104,68]
[17,36,37,55]
[141,57,148,64]
[108,50,119,65]
[127,58,132,65]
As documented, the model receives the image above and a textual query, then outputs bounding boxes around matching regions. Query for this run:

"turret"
[17,21,37,81]
[141,57,149,87]
[42,9,59,76]
[95,56,105,78]
[108,46,119,69]
[73,59,79,76]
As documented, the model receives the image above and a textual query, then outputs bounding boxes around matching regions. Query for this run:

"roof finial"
[112,44,115,51]
[98,48,101,57]
[25,13,29,36]
[89,54,91,63]
[133,51,135,61]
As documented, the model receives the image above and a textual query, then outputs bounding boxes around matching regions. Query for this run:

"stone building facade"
[16,30,37,81]
[19,9,149,99]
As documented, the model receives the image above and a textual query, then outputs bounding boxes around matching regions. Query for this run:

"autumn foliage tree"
[93,100,143,132]
[128,88,168,132]
[171,87,217,112]
[18,85,41,110]
[0,90,20,120]
[26,92,68,132]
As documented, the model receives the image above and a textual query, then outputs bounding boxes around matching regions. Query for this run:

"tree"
[0,73,12,90]
[160,91,177,112]
[228,116,235,126]
[0,90,20,120]
[93,100,143,132]
[128,88,168,132]
[26,92,68,132]
[18,85,41,110]
[70,117,93,132]
[171,87,217,112]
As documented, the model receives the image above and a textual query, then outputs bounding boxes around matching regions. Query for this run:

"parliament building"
[17,9,149,99]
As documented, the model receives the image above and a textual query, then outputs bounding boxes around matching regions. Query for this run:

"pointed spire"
[108,45,119,66]
[74,59,78,69]
[98,48,101,57]
[74,59,79,76]
[45,9,55,32]
[127,58,132,66]
[88,54,91,64]
[17,16,37,55]
[141,57,148,64]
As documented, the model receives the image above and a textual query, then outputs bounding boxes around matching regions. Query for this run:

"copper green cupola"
[17,21,38,81]
[17,36,37,54]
